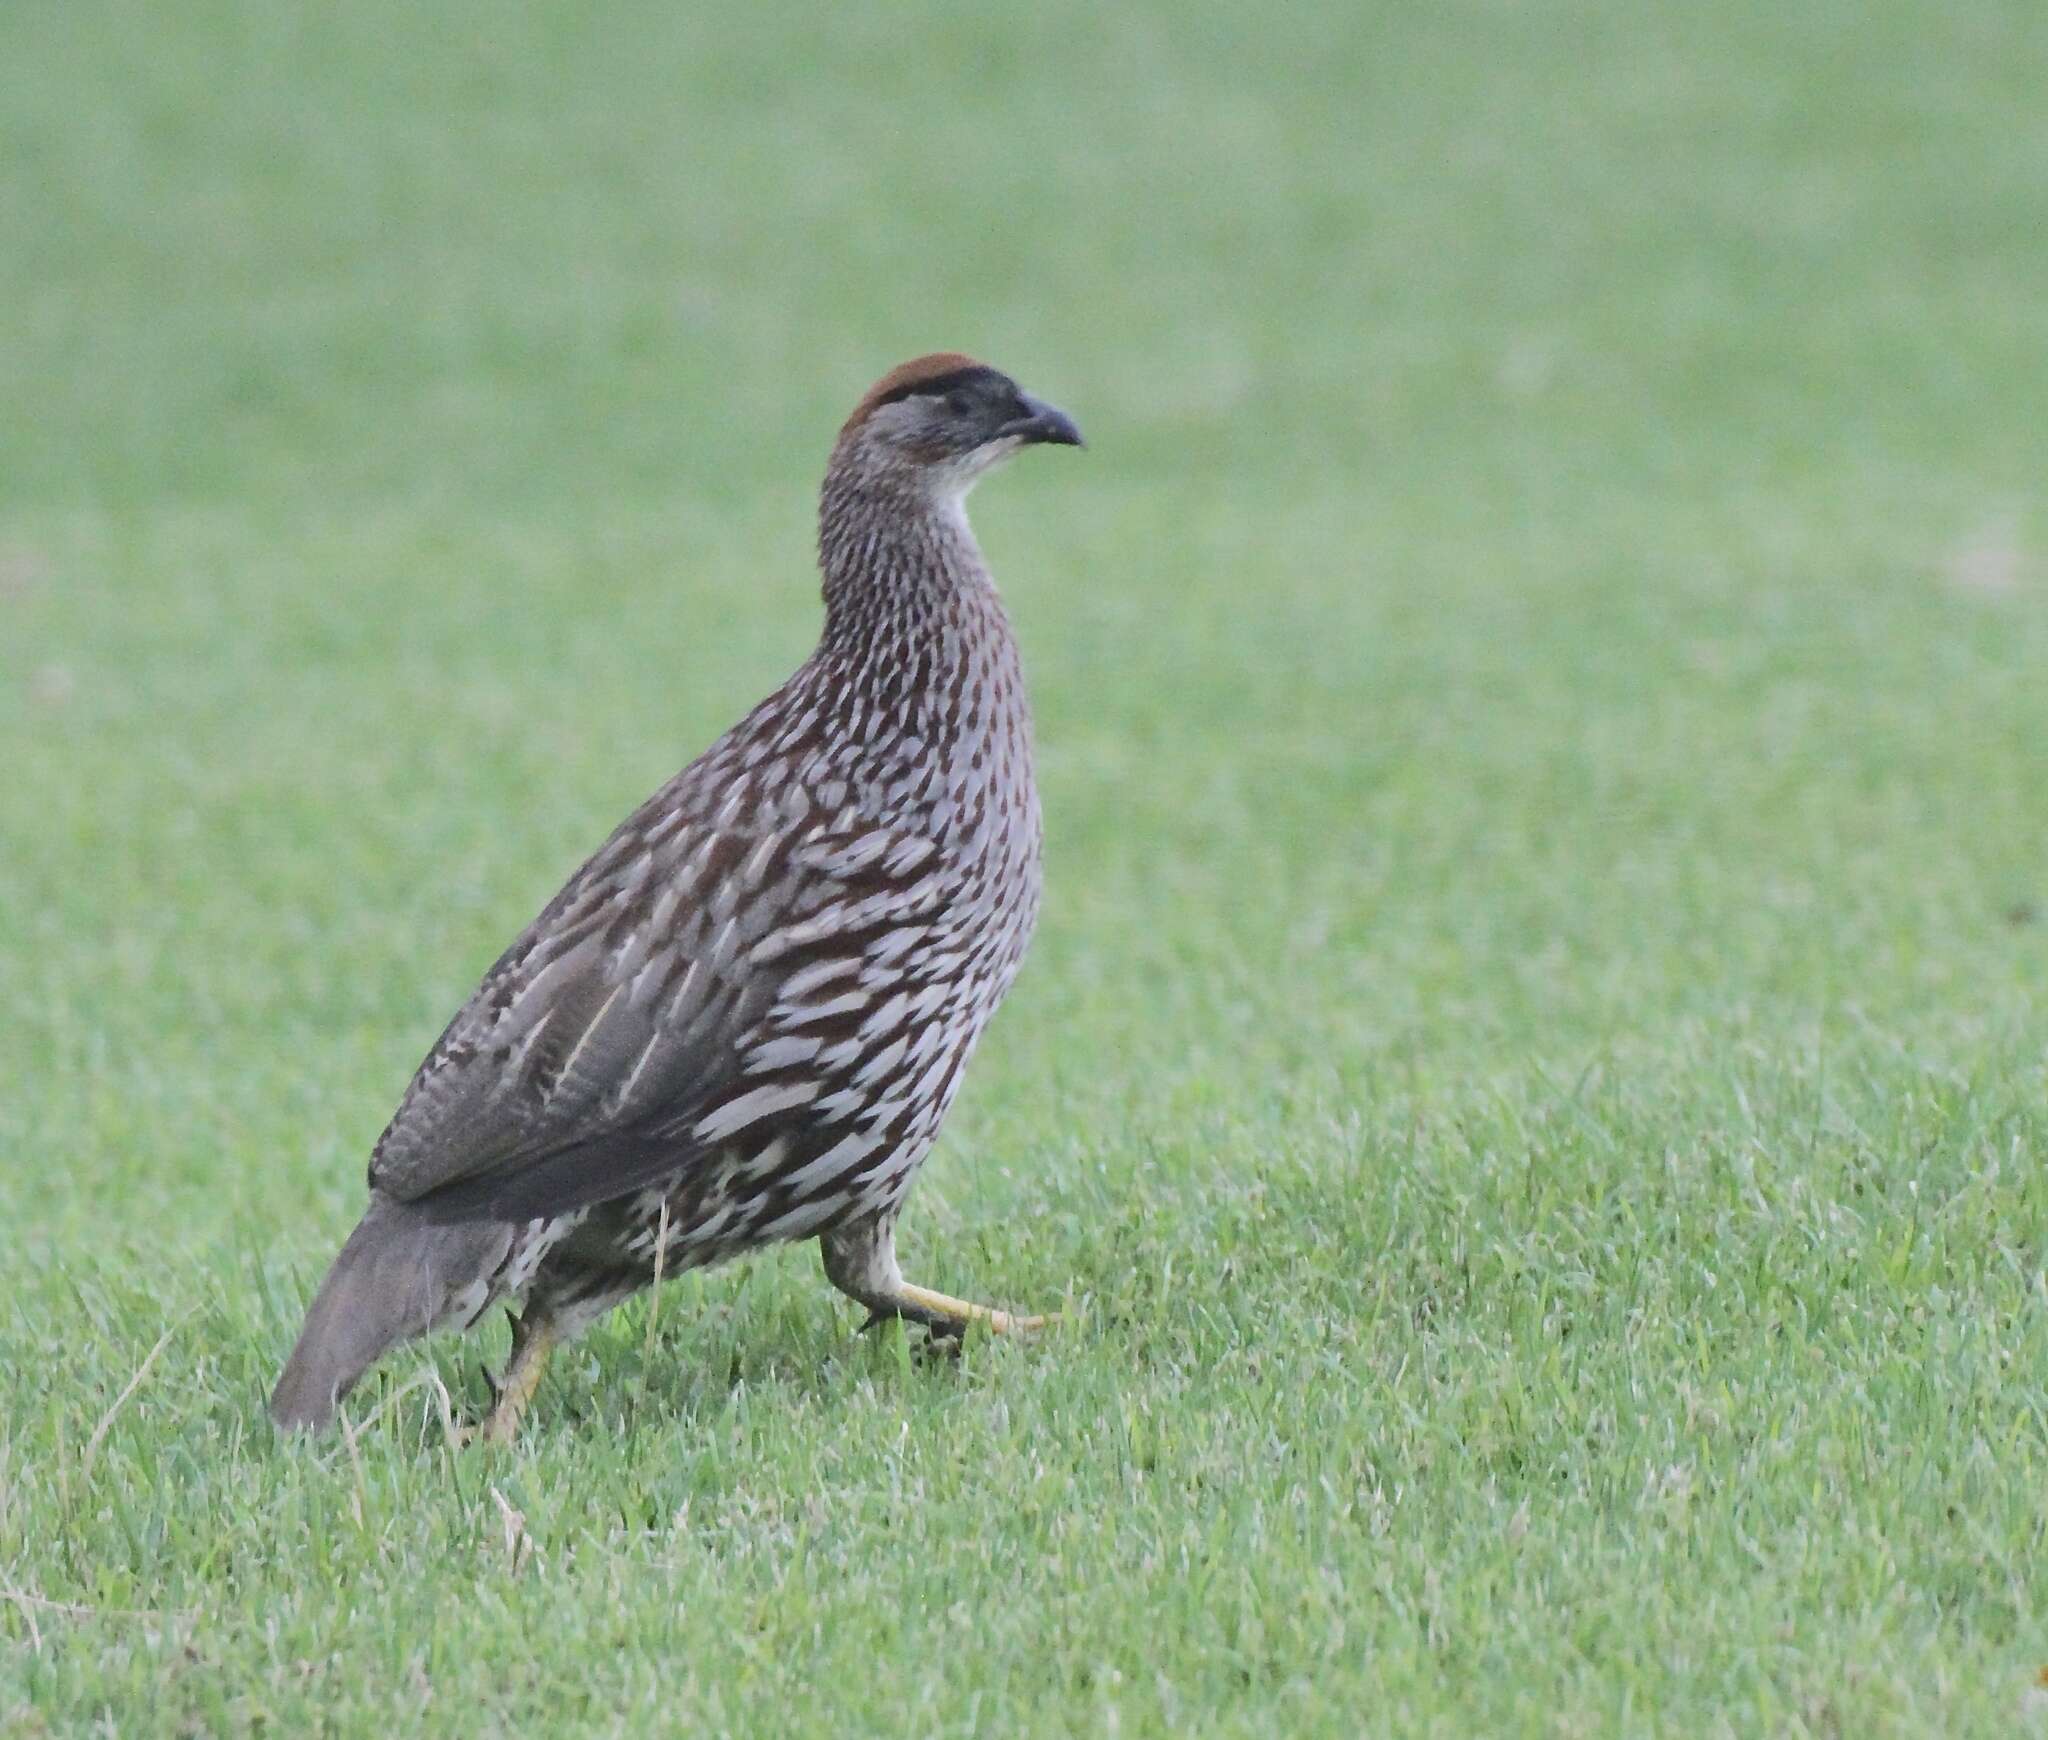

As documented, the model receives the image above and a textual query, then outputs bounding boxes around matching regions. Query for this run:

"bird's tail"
[268,1197,512,1433]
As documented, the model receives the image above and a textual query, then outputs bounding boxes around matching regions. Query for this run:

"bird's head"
[832,353,1083,501]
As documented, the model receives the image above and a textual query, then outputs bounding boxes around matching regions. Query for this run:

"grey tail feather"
[269,1196,512,1433]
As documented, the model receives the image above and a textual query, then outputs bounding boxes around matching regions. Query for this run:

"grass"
[4,0,2048,1731]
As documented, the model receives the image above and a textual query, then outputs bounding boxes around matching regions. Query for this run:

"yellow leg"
[476,1317,557,1446]
[895,1282,1049,1336]
[821,1215,1054,1340]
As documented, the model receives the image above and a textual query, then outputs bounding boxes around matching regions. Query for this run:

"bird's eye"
[944,390,974,416]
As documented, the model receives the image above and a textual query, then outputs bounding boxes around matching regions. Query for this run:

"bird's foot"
[863,1281,1053,1340]
[463,1317,557,1447]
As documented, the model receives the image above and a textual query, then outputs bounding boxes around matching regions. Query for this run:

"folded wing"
[366,792,949,1225]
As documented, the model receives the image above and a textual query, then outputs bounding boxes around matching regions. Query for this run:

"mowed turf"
[4,0,2048,1732]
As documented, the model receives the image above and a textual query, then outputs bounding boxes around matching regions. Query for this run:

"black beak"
[1000,392,1085,448]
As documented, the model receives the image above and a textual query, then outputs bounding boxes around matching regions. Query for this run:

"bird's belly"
[583,996,998,1280]
[520,855,1038,1299]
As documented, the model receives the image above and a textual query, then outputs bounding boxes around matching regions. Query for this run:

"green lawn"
[5,0,2048,1732]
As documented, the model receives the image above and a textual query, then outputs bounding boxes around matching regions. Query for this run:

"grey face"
[865,367,1084,465]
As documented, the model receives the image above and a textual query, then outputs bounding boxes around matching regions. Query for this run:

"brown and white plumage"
[269,354,1082,1435]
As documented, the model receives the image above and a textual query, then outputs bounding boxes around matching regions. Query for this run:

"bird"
[269,353,1082,1441]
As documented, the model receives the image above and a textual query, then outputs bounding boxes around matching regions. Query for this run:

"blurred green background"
[3,2,2046,1734]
